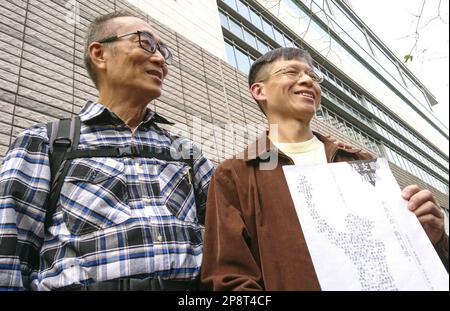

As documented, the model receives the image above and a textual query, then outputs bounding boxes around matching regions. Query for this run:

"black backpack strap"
[45,116,81,231]
[44,118,199,230]
[64,145,194,167]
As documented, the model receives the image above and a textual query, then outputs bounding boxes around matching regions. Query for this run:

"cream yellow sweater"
[273,135,327,166]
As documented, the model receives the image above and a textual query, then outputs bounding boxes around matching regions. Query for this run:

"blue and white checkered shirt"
[0,101,215,290]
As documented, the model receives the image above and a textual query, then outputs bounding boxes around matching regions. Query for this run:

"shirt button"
[136,164,145,176]
[157,234,163,242]
[143,198,151,204]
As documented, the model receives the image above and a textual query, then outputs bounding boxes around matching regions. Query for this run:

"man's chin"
[143,87,162,101]
[294,105,316,118]
[292,107,316,119]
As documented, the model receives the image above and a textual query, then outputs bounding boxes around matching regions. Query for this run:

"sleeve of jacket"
[201,160,263,291]
[0,126,50,290]
[434,233,449,272]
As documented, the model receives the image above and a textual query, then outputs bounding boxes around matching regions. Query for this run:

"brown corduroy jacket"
[200,132,378,290]
[201,132,450,290]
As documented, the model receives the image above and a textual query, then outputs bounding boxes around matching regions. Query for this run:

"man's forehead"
[255,58,312,82]
[271,58,311,69]
[114,16,161,40]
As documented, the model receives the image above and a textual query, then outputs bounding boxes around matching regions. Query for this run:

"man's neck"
[267,118,314,143]
[97,91,151,129]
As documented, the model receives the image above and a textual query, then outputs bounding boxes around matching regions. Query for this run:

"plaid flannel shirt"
[0,101,215,290]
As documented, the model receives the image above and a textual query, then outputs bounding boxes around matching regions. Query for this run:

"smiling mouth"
[146,70,163,82]
[294,91,315,100]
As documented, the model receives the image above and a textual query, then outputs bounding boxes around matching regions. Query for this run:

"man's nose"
[151,49,166,66]
[297,72,314,85]
[150,50,168,76]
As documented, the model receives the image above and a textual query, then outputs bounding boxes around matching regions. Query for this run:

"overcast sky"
[349,0,449,130]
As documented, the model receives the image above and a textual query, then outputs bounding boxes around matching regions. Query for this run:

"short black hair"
[84,11,137,88]
[248,47,313,87]
[248,47,314,115]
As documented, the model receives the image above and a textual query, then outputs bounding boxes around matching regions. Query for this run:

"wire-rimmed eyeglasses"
[260,66,324,84]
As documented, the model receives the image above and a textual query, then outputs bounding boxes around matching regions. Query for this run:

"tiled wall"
[0,0,447,209]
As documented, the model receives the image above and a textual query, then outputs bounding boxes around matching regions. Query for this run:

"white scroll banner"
[283,158,448,291]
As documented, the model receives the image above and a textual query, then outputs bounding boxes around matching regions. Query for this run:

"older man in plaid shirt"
[0,12,215,291]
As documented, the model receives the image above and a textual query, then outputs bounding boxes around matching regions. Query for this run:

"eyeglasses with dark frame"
[98,30,173,65]
[259,66,324,84]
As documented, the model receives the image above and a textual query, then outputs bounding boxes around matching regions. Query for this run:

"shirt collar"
[243,131,345,163]
[78,100,174,127]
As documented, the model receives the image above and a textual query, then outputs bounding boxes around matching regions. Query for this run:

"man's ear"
[250,82,267,114]
[250,82,266,102]
[89,42,108,72]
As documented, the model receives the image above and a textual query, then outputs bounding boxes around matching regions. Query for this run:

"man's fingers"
[406,189,437,211]
[417,214,443,228]
[401,184,421,200]
[332,141,351,149]
[325,134,356,149]
[412,201,444,219]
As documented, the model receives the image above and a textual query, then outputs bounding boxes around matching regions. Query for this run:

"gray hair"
[83,11,136,88]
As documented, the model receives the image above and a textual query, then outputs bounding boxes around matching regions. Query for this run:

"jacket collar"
[78,100,174,127]
[242,131,356,163]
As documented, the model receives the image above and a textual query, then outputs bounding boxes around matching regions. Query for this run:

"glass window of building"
[411,163,421,179]
[384,146,393,162]
[236,0,251,21]
[225,40,237,67]
[235,46,251,73]
[256,37,269,54]
[285,39,297,48]
[249,8,263,30]
[372,45,403,84]
[327,1,373,55]
[310,0,329,22]
[403,73,428,106]
[387,146,399,165]
[400,125,408,139]
[261,18,275,39]
[219,11,229,28]
[243,28,258,50]
[223,0,237,11]
[273,28,286,46]
[392,120,400,133]
[229,18,243,39]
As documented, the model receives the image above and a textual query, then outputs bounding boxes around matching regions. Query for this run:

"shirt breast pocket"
[59,157,130,235]
[158,162,198,224]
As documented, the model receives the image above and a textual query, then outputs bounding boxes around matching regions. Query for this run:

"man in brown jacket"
[200,47,448,290]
